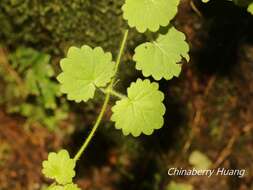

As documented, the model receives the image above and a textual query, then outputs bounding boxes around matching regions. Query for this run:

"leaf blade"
[42,149,76,185]
[122,0,180,33]
[57,45,114,102]
[133,27,189,80]
[111,79,165,137]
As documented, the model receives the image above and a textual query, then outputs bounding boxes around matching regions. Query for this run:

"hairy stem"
[73,29,129,162]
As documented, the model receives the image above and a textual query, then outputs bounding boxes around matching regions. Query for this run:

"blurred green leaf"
[247,2,253,14]
[189,150,212,170]
[166,181,193,190]
[0,47,67,129]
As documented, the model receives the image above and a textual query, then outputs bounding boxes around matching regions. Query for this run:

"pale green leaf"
[189,150,212,170]
[46,185,63,190]
[42,149,76,185]
[247,2,253,15]
[133,27,189,80]
[166,181,193,190]
[57,46,114,102]
[122,0,180,33]
[64,184,81,190]
[46,183,80,190]
[111,79,165,137]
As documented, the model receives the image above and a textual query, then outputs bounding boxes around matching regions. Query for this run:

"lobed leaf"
[122,0,180,33]
[57,45,115,102]
[42,149,76,185]
[111,79,165,137]
[133,27,189,80]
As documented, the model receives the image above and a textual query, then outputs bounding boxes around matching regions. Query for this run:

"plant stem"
[114,30,129,73]
[73,83,111,162]
[73,29,129,162]
[100,88,126,99]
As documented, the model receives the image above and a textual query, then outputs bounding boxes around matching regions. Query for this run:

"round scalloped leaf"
[57,46,114,102]
[122,0,180,33]
[42,149,76,185]
[133,27,189,80]
[111,79,165,137]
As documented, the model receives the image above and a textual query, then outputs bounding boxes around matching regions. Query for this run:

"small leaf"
[57,46,115,102]
[166,181,193,190]
[46,185,63,190]
[133,27,189,80]
[202,0,210,3]
[189,150,212,170]
[247,2,253,15]
[42,149,76,185]
[46,183,80,190]
[111,79,165,137]
[64,184,81,190]
[122,0,180,33]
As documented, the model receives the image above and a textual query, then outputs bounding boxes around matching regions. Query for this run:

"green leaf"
[21,49,58,109]
[64,184,81,190]
[46,183,80,190]
[122,0,180,33]
[111,79,165,137]
[42,149,76,185]
[166,181,193,190]
[46,185,63,190]
[247,2,253,15]
[189,150,212,170]
[39,78,60,109]
[133,27,189,80]
[57,45,114,102]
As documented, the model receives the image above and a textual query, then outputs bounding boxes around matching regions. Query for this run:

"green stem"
[114,30,129,73]
[73,29,129,162]
[100,88,126,99]
[73,84,111,162]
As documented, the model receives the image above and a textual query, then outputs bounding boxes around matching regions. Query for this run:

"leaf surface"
[248,2,253,14]
[111,79,165,137]
[46,183,80,190]
[42,149,76,185]
[133,27,189,80]
[57,46,114,102]
[122,0,180,32]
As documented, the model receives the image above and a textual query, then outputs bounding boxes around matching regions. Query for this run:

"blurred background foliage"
[0,0,130,55]
[0,0,141,129]
[0,47,68,129]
